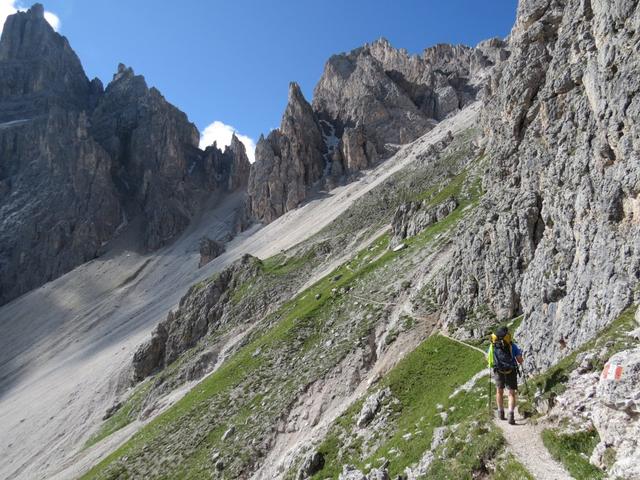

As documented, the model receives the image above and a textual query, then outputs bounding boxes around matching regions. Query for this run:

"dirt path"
[442,335,572,480]
[438,331,487,355]
[494,418,573,480]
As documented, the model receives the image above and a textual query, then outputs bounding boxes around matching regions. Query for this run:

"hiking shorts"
[493,369,518,391]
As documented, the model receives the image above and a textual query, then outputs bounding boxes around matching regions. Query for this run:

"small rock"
[221,425,235,441]
[339,465,366,480]
[102,401,123,420]
[368,467,391,480]
[357,388,391,427]
[199,237,225,267]
[297,451,325,479]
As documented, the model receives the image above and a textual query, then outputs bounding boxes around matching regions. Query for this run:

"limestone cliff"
[248,37,508,223]
[437,0,640,371]
[0,6,251,305]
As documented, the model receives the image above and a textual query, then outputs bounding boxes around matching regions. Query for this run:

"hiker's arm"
[516,355,524,364]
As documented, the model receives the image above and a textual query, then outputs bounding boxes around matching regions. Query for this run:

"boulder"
[199,238,225,267]
[296,451,325,479]
[591,348,640,479]
[356,388,390,428]
[339,465,367,480]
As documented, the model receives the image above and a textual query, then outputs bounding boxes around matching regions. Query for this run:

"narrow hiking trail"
[494,418,573,480]
[446,334,573,480]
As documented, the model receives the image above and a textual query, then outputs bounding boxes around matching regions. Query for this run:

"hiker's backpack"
[491,332,514,374]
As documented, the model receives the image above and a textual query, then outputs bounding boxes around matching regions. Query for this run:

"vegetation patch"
[83,380,152,450]
[542,428,604,480]
[309,335,486,478]
[492,453,535,480]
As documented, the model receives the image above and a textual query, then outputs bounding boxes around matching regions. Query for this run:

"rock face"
[247,83,325,223]
[89,64,202,250]
[0,5,121,305]
[0,6,251,305]
[390,197,458,247]
[437,0,640,370]
[248,37,508,223]
[132,254,262,381]
[198,237,225,267]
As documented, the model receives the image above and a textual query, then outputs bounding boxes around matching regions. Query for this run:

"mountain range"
[0,1,639,479]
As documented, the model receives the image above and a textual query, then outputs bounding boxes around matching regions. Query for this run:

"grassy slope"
[542,428,603,480]
[305,334,534,480]
[83,219,478,477]
[309,334,486,478]
[83,381,152,450]
[82,235,392,478]
[83,133,485,479]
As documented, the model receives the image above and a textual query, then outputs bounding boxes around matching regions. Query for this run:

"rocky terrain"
[0,5,250,306]
[436,0,640,372]
[1,0,640,479]
[248,37,508,223]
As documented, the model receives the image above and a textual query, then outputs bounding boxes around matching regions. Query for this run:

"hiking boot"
[508,412,516,425]
[498,409,505,420]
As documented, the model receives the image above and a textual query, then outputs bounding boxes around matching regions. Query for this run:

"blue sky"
[1,0,518,158]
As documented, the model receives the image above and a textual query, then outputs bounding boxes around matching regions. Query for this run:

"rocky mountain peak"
[30,2,45,17]
[286,81,305,103]
[0,3,59,60]
[247,36,508,224]
[113,62,136,82]
[247,80,326,223]
[0,5,252,305]
[0,3,91,115]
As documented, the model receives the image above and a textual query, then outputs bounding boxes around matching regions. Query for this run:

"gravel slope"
[0,104,479,480]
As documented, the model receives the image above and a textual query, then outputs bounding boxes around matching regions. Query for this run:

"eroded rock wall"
[248,37,508,224]
[438,0,640,370]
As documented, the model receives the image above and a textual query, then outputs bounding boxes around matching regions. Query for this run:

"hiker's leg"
[507,388,517,424]
[508,389,517,411]
[496,387,504,409]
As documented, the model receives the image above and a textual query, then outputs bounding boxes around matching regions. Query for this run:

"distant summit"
[248,36,508,223]
[0,4,249,305]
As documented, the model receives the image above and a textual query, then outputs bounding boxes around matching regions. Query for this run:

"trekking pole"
[488,366,492,414]
[521,364,527,396]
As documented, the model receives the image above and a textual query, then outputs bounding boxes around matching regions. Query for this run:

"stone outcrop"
[591,347,640,478]
[296,451,325,480]
[247,82,326,223]
[248,37,508,224]
[132,254,262,381]
[198,237,225,267]
[436,0,640,371]
[0,6,251,305]
[390,197,458,247]
[356,388,390,428]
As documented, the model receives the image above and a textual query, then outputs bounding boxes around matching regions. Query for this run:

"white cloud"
[43,10,60,30]
[200,120,256,163]
[0,1,61,34]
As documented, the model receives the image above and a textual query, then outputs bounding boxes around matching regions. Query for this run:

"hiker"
[487,326,523,425]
